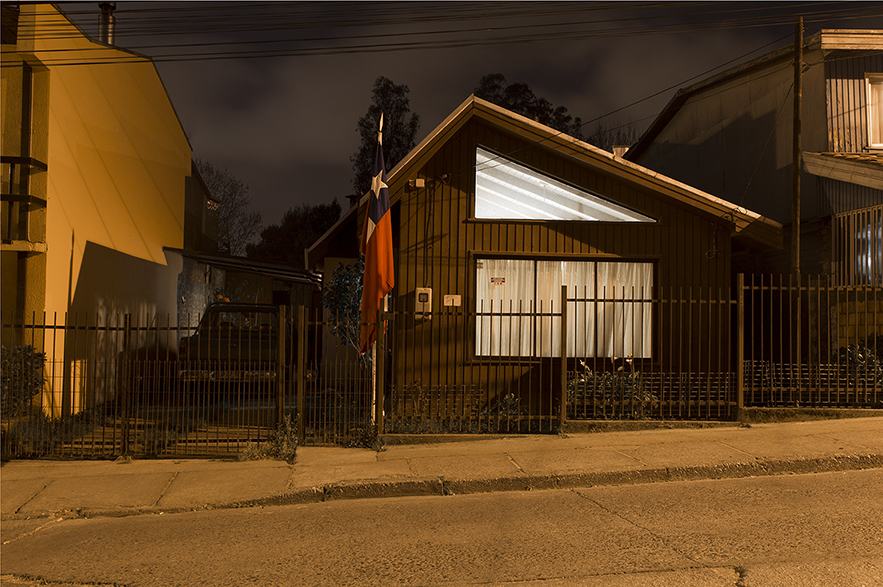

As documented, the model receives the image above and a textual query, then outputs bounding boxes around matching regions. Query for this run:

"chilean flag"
[359,114,395,354]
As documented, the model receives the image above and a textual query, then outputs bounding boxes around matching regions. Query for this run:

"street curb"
[5,453,881,521]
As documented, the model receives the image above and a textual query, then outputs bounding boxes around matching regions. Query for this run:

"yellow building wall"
[26,4,191,318]
[2,5,193,415]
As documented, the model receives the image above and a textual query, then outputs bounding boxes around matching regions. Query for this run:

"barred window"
[833,205,883,286]
[475,258,653,358]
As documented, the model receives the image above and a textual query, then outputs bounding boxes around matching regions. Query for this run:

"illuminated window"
[833,205,883,286]
[475,258,653,358]
[474,147,654,222]
[869,74,883,149]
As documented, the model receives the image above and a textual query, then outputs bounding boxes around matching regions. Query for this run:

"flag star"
[371,170,387,197]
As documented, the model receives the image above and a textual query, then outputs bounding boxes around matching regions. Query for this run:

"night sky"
[61,1,883,231]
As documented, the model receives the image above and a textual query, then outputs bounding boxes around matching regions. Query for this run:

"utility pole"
[792,17,803,281]
[792,17,804,397]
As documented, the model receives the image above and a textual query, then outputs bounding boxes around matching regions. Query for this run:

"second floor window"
[868,74,883,149]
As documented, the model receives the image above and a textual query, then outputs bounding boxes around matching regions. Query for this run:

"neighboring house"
[306,96,782,410]
[626,29,882,285]
[167,248,320,324]
[1,4,211,413]
[1,3,201,323]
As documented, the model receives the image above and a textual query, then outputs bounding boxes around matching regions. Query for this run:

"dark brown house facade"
[307,96,781,419]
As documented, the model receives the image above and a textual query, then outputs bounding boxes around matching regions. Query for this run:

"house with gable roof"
[626,29,882,285]
[307,96,782,424]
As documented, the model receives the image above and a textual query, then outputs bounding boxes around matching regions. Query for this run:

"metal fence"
[2,275,881,458]
[741,273,882,408]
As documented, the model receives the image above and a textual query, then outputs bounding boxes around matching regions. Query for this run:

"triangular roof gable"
[306,96,781,269]
[626,29,883,161]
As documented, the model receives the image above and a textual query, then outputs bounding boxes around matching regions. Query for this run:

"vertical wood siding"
[826,53,883,152]
[391,118,735,401]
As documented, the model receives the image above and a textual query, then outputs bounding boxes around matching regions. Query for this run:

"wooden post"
[736,274,745,422]
[276,305,286,428]
[297,305,306,443]
[559,285,568,430]
[792,16,803,281]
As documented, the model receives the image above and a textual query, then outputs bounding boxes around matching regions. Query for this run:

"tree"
[194,158,262,256]
[475,74,584,140]
[246,199,342,270]
[350,76,420,197]
[321,257,363,356]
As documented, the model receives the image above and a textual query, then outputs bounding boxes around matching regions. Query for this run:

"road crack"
[1,574,130,586]
[152,472,178,507]
[2,517,66,546]
[504,453,525,473]
[570,488,704,565]
[13,481,53,515]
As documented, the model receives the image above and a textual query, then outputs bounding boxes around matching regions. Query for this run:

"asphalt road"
[2,469,882,587]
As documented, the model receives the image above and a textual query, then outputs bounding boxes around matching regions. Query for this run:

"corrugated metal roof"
[165,248,320,285]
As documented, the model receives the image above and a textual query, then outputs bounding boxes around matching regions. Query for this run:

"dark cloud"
[64,2,883,228]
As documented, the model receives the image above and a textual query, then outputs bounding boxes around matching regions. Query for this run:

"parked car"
[178,303,292,397]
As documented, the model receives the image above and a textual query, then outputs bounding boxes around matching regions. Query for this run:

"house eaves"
[305,95,782,269]
[818,29,883,50]
[305,97,478,269]
[802,152,883,190]
[166,248,320,286]
[465,97,782,249]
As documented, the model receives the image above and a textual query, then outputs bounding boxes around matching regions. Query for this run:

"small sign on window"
[490,277,506,285]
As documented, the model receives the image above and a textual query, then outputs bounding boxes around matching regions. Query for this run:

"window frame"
[473,256,655,359]
[868,73,883,150]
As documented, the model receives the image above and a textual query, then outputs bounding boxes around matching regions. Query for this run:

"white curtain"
[475,259,652,358]
[595,262,653,358]
[475,259,534,356]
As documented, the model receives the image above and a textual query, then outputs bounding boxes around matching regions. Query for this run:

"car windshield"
[205,308,278,330]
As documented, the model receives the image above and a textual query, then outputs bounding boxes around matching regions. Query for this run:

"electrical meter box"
[415,287,432,317]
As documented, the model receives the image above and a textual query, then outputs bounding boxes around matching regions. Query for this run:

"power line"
[9,2,881,66]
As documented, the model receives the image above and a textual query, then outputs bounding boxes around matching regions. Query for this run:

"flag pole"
[370,343,376,426]
[360,112,392,430]
[369,115,383,427]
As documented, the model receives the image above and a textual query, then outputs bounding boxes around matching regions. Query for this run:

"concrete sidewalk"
[2,418,883,521]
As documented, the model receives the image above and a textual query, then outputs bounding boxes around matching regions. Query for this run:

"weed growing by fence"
[832,334,883,384]
[567,358,659,419]
[239,414,298,463]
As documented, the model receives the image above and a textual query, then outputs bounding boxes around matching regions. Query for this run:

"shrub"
[567,358,658,419]
[833,341,883,382]
[1,345,46,419]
